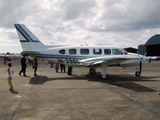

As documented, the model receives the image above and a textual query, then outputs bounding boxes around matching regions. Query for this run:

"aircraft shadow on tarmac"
[86,73,159,92]
[29,75,88,85]
[29,73,159,92]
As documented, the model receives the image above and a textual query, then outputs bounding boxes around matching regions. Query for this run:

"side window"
[80,49,89,55]
[104,49,111,55]
[93,49,102,55]
[59,49,65,54]
[69,49,76,54]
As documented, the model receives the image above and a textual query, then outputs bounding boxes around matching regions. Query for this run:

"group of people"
[54,62,72,75]
[3,55,11,65]
[7,55,38,92]
[6,55,73,93]
[19,56,38,76]
[55,62,66,73]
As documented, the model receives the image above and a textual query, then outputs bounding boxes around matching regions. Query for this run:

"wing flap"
[84,60,103,66]
[80,56,137,67]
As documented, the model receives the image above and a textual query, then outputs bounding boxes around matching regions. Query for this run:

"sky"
[0,0,160,53]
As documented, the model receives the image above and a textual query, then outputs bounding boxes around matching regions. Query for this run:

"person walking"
[7,63,14,92]
[33,56,38,76]
[19,55,27,76]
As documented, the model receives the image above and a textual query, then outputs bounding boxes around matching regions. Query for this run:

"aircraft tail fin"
[14,24,47,51]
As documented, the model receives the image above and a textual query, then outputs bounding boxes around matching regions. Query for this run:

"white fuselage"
[23,46,149,67]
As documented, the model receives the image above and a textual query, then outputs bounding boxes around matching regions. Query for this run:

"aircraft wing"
[80,56,138,67]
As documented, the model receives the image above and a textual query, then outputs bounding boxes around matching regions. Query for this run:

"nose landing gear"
[135,62,142,77]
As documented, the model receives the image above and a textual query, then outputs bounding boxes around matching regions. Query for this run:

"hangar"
[138,34,160,56]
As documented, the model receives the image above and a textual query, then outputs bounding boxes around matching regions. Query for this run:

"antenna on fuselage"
[84,41,88,46]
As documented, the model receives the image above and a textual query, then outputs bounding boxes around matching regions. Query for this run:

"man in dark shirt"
[19,56,27,76]
[60,64,66,72]
[33,57,38,76]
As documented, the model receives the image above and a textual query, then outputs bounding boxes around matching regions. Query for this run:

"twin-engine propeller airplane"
[14,24,151,79]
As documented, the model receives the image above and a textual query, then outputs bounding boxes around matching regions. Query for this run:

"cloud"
[85,0,160,31]
[0,0,26,28]
[0,0,160,53]
[62,0,95,20]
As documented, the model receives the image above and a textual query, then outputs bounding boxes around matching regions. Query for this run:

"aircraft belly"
[120,60,139,67]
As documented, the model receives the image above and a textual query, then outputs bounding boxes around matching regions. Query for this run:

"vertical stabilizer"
[14,24,47,50]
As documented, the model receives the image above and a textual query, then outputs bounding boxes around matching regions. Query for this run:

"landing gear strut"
[135,62,142,77]
[100,63,108,79]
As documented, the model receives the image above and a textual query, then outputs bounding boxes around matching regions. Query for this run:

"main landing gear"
[89,67,108,79]
[89,62,142,79]
[89,68,96,74]
[100,63,108,79]
[100,74,108,79]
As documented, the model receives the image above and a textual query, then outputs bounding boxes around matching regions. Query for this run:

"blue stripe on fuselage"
[21,52,95,59]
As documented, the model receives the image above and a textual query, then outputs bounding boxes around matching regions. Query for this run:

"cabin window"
[93,49,102,55]
[59,49,65,54]
[104,49,111,55]
[112,49,123,55]
[80,49,89,55]
[69,49,76,54]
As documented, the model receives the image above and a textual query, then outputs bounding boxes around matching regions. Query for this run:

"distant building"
[138,34,160,56]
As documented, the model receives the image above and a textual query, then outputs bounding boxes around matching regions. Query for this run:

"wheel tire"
[100,74,108,79]
[90,68,96,74]
[135,71,141,77]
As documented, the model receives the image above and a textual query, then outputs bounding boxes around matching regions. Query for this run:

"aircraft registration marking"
[57,58,80,64]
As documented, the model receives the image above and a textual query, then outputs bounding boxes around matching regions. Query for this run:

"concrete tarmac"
[0,58,160,120]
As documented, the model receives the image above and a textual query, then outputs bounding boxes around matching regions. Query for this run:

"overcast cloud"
[0,0,160,53]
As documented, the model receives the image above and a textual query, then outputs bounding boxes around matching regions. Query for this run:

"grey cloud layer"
[1,0,160,31]
[85,0,160,31]
[0,0,160,52]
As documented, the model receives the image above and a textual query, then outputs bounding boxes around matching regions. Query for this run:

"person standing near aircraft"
[33,56,38,76]
[3,55,7,65]
[7,63,14,92]
[68,66,72,75]
[55,62,59,72]
[19,55,27,76]
[60,64,66,72]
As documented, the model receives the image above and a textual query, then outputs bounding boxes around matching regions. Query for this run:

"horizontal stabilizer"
[21,51,40,56]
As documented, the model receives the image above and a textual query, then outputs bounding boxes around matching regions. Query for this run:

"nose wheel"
[135,71,141,77]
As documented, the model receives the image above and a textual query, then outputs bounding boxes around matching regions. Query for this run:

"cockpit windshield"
[112,49,128,55]
[122,49,128,55]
